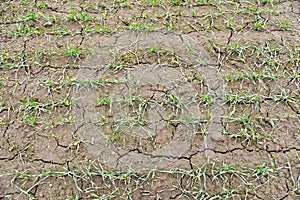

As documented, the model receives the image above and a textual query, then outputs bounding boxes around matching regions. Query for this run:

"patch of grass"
[65,47,83,59]
[24,116,38,126]
[279,21,291,31]
[196,93,214,105]
[225,93,261,105]
[67,11,95,22]
[98,97,112,107]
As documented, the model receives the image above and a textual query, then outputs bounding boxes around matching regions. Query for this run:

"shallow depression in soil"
[75,31,225,171]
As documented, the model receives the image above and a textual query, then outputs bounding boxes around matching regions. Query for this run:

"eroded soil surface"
[0,0,299,199]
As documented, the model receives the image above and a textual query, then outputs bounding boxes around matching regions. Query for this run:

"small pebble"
[43,21,53,27]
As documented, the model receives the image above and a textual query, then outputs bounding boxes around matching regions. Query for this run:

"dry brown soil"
[0,0,299,199]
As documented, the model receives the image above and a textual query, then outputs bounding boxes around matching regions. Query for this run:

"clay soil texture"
[0,0,299,199]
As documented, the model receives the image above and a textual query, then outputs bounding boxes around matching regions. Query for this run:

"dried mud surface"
[0,0,299,199]
[75,31,226,171]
